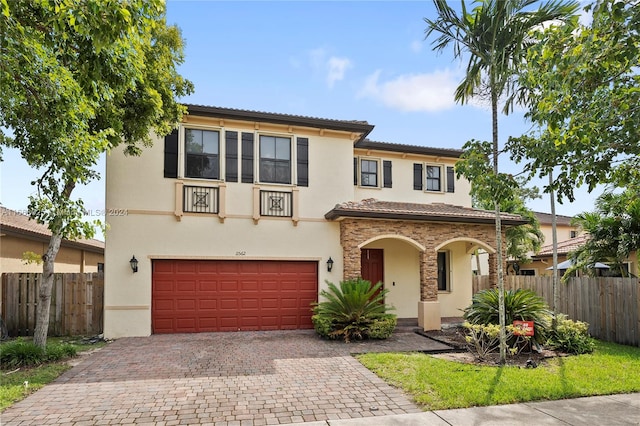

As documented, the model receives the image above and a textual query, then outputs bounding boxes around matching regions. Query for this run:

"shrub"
[464,288,551,343]
[0,339,79,368]
[464,322,533,360]
[45,343,77,362]
[368,314,398,339]
[547,314,596,354]
[312,278,396,342]
[0,338,45,368]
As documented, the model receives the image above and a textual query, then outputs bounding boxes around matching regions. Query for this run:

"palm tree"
[424,0,578,363]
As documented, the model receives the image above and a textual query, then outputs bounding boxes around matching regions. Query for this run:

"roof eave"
[185,104,374,140]
[325,209,527,226]
[1,226,105,254]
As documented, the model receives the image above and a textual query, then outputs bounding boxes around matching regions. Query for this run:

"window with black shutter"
[446,166,455,193]
[184,128,220,179]
[296,137,309,187]
[413,163,423,190]
[241,132,254,183]
[225,131,238,182]
[163,129,178,178]
[383,160,392,188]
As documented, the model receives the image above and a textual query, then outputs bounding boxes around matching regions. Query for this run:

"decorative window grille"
[183,185,219,214]
[260,190,292,217]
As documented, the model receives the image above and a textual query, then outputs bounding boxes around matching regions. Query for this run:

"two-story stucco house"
[104,105,525,338]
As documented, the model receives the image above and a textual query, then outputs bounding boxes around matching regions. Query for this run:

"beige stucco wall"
[353,149,472,207]
[539,223,577,248]
[437,241,473,317]
[361,238,420,318]
[104,118,359,338]
[0,235,103,273]
[105,114,478,337]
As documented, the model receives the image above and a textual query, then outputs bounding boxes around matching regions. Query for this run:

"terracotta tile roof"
[535,234,588,257]
[355,139,463,158]
[185,104,374,141]
[534,211,574,226]
[325,199,527,225]
[0,206,104,252]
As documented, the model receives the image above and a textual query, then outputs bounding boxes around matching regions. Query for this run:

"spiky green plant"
[312,278,395,342]
[464,288,551,343]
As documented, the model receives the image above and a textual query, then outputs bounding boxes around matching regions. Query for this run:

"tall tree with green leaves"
[0,0,193,347]
[425,0,578,363]
[509,0,640,201]
[566,188,640,279]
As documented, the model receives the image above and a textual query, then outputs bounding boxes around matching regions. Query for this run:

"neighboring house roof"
[534,211,574,226]
[185,104,374,141]
[325,199,527,226]
[534,234,588,257]
[0,206,104,253]
[355,139,463,158]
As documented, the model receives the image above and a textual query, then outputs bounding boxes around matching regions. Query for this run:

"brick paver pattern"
[1,329,447,425]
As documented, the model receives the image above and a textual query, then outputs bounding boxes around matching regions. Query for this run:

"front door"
[361,248,384,298]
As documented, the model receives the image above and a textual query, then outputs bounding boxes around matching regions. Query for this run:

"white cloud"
[326,56,352,88]
[410,40,423,53]
[358,69,461,112]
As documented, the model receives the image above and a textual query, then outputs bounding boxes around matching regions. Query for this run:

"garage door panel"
[152,260,318,333]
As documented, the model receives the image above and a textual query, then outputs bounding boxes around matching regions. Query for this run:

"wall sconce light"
[129,255,139,273]
[327,257,334,272]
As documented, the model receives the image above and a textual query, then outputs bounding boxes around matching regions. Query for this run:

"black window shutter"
[354,157,358,185]
[163,129,178,178]
[296,137,309,187]
[383,160,392,188]
[241,132,254,183]
[225,131,238,182]
[413,163,423,190]
[446,166,455,193]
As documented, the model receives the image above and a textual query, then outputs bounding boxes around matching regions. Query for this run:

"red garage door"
[152,260,318,333]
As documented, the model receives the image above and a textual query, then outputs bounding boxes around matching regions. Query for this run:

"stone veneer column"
[418,250,441,331]
[340,220,361,281]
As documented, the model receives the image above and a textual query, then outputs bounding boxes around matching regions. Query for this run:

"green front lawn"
[0,336,106,411]
[357,340,640,410]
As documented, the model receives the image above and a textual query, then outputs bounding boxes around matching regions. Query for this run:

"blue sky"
[1,1,599,241]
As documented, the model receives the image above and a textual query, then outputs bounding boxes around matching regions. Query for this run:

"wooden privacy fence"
[472,275,640,347]
[1,273,104,337]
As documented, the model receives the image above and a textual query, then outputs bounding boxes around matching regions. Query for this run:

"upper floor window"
[185,128,220,179]
[260,135,291,184]
[570,230,577,238]
[426,165,442,192]
[360,159,378,187]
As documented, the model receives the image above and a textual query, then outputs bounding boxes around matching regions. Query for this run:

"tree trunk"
[491,88,507,365]
[33,232,63,348]
[475,249,482,275]
[550,172,559,326]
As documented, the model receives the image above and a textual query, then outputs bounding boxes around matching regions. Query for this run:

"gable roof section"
[534,211,574,226]
[0,207,104,253]
[325,199,527,226]
[534,234,587,257]
[355,139,463,158]
[185,104,374,141]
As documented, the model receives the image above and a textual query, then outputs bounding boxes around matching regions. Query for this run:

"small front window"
[426,165,442,192]
[360,159,378,187]
[185,129,220,179]
[260,135,291,184]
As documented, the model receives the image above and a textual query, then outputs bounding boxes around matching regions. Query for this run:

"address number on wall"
[235,251,246,256]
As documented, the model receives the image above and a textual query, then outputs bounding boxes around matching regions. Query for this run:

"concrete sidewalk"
[296,393,640,425]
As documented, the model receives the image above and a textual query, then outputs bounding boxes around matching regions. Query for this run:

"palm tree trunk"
[550,172,559,326]
[492,89,507,365]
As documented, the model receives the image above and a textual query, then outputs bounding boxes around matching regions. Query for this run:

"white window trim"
[257,132,296,187]
[357,156,382,189]
[178,124,225,182]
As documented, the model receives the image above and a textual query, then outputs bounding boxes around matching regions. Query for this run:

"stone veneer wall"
[339,218,505,302]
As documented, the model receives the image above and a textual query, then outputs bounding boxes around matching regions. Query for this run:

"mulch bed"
[421,325,568,368]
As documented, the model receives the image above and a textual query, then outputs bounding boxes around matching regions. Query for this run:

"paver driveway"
[1,329,449,425]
